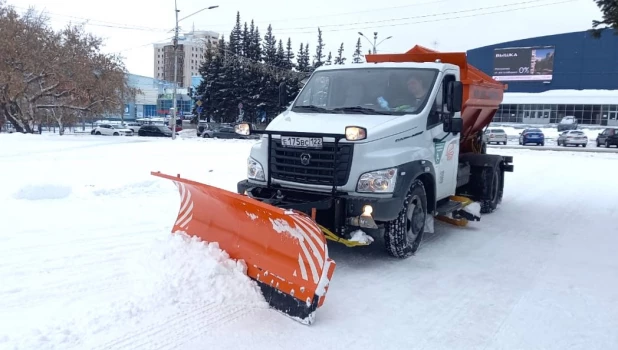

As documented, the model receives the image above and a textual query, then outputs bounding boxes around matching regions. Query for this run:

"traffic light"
[187,87,193,97]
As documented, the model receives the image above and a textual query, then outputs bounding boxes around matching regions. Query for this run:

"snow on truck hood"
[266,111,402,137]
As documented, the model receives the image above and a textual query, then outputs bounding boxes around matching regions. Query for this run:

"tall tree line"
[193,12,366,123]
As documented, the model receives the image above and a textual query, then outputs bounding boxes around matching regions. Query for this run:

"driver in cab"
[378,73,430,112]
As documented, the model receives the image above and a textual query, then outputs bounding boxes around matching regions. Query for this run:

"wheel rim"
[406,195,425,243]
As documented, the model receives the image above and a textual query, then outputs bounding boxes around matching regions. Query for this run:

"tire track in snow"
[88,303,264,350]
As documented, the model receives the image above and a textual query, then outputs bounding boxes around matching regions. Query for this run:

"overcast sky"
[9,0,603,78]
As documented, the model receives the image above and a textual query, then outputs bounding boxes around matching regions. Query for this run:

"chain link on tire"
[384,179,427,259]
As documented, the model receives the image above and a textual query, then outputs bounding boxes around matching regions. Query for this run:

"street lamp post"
[170,2,219,140]
[358,31,392,54]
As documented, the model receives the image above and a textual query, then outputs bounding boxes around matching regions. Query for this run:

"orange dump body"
[151,171,336,325]
[365,45,507,153]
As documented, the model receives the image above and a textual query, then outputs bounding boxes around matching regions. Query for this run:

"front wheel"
[384,179,427,259]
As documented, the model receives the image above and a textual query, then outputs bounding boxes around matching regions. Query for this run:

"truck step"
[435,200,464,216]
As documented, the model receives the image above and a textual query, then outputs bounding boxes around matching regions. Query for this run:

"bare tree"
[0,1,138,133]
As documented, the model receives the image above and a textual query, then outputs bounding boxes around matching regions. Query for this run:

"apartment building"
[153,30,219,88]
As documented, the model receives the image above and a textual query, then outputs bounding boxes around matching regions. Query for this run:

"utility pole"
[169,2,219,140]
[170,0,180,140]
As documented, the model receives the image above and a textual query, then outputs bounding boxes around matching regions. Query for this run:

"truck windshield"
[292,68,439,115]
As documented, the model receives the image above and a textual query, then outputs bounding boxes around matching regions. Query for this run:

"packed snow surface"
[1,133,618,350]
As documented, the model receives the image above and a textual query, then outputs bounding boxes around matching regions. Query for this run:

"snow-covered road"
[1,134,617,350]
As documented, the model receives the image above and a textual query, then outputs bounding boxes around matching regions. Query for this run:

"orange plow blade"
[151,171,336,325]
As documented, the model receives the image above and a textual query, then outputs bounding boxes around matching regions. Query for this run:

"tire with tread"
[480,165,502,214]
[384,179,427,259]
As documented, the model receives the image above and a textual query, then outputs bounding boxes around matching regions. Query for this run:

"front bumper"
[237,180,404,225]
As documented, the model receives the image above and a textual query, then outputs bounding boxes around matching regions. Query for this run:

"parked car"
[123,122,142,133]
[211,125,259,139]
[557,130,588,147]
[484,128,508,145]
[137,125,173,137]
[92,124,133,136]
[595,127,618,147]
[557,116,578,131]
[518,128,545,146]
[198,122,220,137]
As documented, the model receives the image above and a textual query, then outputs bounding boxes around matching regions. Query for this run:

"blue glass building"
[467,29,618,126]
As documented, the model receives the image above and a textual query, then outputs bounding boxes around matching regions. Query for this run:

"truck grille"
[270,139,354,186]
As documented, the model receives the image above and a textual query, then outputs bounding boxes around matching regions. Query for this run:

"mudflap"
[151,171,336,325]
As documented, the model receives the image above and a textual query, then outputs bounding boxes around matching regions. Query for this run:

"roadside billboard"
[492,46,555,81]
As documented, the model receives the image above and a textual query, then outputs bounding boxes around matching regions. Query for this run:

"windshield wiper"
[292,105,334,113]
[331,106,392,115]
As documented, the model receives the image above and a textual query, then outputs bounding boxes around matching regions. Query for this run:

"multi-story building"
[153,30,219,88]
[467,28,618,126]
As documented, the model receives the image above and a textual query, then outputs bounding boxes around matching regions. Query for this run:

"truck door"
[427,73,460,201]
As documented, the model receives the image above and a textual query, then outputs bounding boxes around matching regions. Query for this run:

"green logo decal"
[434,141,446,164]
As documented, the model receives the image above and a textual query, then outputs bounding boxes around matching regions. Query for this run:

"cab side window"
[427,74,455,129]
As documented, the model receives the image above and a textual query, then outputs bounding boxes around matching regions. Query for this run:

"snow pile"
[463,202,481,218]
[126,231,267,308]
[349,229,374,244]
[0,231,267,350]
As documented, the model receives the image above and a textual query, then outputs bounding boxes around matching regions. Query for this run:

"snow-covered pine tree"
[297,43,307,72]
[252,24,262,62]
[262,24,277,66]
[285,38,295,69]
[313,27,325,68]
[334,43,346,65]
[325,52,332,65]
[241,22,250,57]
[229,11,242,55]
[352,38,363,63]
[276,39,286,68]
[197,36,230,122]
[300,42,312,72]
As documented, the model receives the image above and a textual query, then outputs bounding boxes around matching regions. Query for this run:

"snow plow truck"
[152,45,514,326]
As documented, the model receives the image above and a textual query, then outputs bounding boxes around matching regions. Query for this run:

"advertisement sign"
[492,46,555,81]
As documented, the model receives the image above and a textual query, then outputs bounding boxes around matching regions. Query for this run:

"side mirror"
[234,122,251,136]
[443,117,463,134]
[446,81,463,113]
[278,82,287,107]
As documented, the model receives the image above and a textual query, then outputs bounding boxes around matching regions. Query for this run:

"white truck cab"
[236,60,512,259]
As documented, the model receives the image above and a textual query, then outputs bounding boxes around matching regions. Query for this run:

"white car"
[123,122,142,133]
[557,130,588,147]
[92,124,134,136]
[484,128,508,145]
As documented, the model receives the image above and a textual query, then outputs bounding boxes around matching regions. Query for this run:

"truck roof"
[315,61,451,71]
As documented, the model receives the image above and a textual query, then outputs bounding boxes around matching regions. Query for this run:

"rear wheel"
[480,165,502,214]
[384,179,427,259]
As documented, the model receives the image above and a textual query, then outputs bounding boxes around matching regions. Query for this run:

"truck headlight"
[247,157,265,181]
[356,168,397,193]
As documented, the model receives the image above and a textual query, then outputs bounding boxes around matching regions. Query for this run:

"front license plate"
[281,137,323,148]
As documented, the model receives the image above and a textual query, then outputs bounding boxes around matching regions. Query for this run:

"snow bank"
[12,184,73,200]
[0,231,267,350]
[126,231,266,307]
